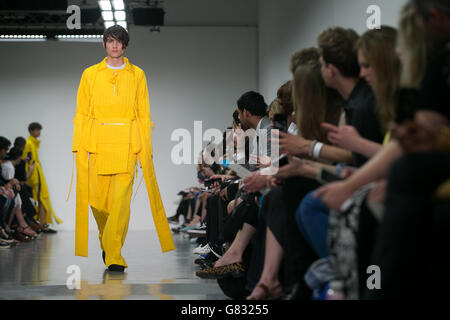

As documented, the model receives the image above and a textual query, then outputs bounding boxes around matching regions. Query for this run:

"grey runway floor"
[0,230,226,300]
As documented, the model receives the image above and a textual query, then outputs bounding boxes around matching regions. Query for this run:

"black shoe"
[42,224,57,234]
[102,251,106,264]
[108,264,125,272]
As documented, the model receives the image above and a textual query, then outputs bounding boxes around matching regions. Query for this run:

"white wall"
[0,25,257,230]
[258,0,409,102]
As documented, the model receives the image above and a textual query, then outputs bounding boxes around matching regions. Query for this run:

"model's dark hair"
[237,91,267,117]
[14,137,26,149]
[317,27,361,78]
[0,136,11,152]
[7,147,23,161]
[103,25,129,47]
[28,122,42,133]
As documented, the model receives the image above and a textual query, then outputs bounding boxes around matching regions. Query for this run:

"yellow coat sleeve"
[136,70,153,156]
[73,69,91,153]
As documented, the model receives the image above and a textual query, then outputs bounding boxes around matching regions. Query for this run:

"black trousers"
[246,177,319,297]
[366,151,450,299]
[205,194,227,246]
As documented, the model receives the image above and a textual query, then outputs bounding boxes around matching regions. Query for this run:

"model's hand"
[314,181,355,211]
[322,123,361,151]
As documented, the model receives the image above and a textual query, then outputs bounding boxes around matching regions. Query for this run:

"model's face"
[103,37,126,59]
[358,49,375,88]
[31,129,41,138]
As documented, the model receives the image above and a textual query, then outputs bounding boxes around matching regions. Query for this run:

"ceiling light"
[98,0,112,11]
[116,21,127,29]
[101,11,114,21]
[114,10,126,21]
[104,21,115,28]
[112,0,125,11]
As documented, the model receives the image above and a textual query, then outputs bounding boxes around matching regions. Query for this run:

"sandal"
[18,225,37,238]
[246,283,284,300]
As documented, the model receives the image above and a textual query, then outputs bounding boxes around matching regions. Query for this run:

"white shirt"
[288,122,298,135]
[1,161,15,181]
[106,62,126,70]
[251,118,265,157]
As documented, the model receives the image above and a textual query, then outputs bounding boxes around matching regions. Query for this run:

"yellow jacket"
[23,135,62,224]
[72,57,175,257]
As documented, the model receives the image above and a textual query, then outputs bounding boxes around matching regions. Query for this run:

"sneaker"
[42,224,57,234]
[0,228,15,244]
[180,223,201,233]
[188,229,206,235]
[193,243,210,255]
[0,240,11,249]
[167,215,179,224]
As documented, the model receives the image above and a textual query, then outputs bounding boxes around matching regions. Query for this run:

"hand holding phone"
[317,168,343,185]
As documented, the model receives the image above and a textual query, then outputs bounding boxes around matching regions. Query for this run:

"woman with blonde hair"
[356,26,400,133]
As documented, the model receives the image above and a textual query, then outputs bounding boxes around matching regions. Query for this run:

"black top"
[15,159,27,182]
[419,46,450,121]
[0,163,5,186]
[344,79,385,167]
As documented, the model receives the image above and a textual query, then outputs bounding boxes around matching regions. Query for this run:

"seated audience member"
[0,136,15,246]
[13,137,43,232]
[1,147,38,240]
[366,0,450,299]
[244,48,343,300]
[196,85,291,280]
[295,26,400,299]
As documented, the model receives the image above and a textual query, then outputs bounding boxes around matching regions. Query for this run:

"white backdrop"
[0,26,257,230]
[258,0,409,102]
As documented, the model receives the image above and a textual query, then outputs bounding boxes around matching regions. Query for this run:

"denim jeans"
[296,190,330,258]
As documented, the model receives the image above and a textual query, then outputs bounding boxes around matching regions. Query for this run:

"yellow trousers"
[88,153,137,268]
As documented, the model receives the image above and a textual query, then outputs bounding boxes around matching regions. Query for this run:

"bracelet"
[309,140,317,158]
[313,142,323,159]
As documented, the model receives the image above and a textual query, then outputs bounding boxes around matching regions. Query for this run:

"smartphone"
[274,154,289,167]
[317,168,343,185]
[272,113,287,132]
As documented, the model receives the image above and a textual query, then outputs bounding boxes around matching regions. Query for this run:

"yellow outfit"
[72,57,175,265]
[23,135,62,225]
